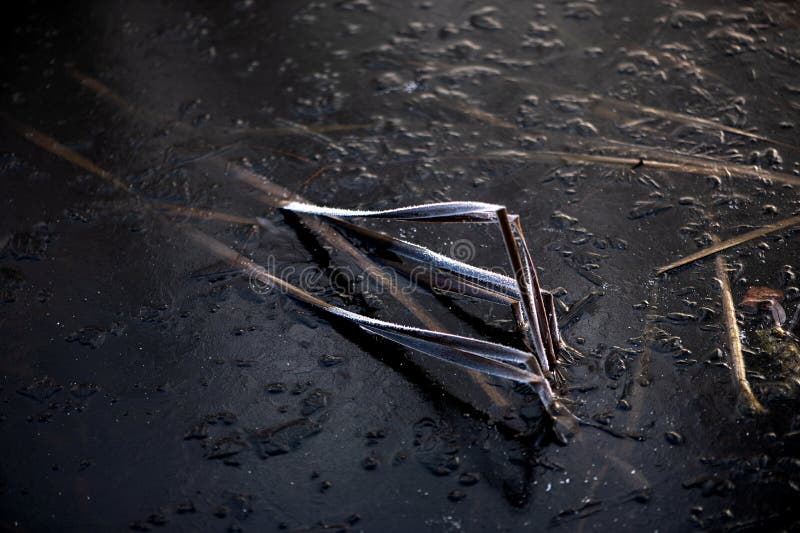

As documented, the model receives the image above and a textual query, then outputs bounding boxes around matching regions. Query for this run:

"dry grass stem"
[715,253,766,415]
[658,215,800,274]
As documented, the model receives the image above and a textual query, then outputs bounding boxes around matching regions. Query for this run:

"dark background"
[2,1,800,531]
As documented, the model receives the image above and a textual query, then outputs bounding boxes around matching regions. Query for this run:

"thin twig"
[3,113,132,192]
[66,65,372,138]
[151,200,257,225]
[591,97,798,151]
[486,150,800,187]
[657,215,800,274]
[66,63,138,115]
[2,115,259,227]
[594,138,799,185]
[433,96,517,130]
[715,253,766,415]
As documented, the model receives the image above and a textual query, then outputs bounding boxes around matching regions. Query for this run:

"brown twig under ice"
[657,215,800,275]
[592,97,799,151]
[485,149,800,187]
[715,253,766,415]
[1,116,259,227]
[3,113,132,192]
[593,138,800,186]
[66,65,371,139]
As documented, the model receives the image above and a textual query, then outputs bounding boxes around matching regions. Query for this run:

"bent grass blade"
[284,200,505,222]
[495,208,553,372]
[715,253,766,415]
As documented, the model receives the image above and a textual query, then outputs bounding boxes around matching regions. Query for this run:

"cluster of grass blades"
[272,200,583,442]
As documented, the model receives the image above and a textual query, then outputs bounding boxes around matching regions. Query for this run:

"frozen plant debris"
[282,201,561,370]
[277,200,581,441]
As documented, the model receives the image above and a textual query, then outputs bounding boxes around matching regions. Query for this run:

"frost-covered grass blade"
[319,216,520,299]
[284,201,504,222]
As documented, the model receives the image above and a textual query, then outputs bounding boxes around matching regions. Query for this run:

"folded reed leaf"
[362,327,549,394]
[282,200,559,372]
[410,267,518,305]
[513,217,557,367]
[326,306,535,366]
